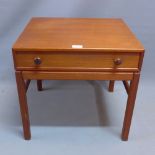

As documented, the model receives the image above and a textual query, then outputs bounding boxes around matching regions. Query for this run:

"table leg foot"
[15,71,31,140]
[108,80,115,92]
[121,73,140,141]
[37,80,43,91]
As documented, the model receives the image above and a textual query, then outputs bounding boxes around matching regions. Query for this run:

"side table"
[12,18,144,140]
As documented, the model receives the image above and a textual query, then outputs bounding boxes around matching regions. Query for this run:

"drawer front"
[14,51,140,71]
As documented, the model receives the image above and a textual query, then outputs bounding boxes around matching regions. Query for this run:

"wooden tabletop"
[13,18,144,52]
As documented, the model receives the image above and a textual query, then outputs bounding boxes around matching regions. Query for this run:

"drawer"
[13,51,140,71]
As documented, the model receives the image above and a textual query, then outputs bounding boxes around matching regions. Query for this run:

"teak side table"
[12,18,144,141]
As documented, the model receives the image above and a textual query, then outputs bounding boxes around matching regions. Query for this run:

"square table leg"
[121,72,140,141]
[15,71,31,140]
[15,70,140,140]
[37,80,43,91]
[109,80,115,92]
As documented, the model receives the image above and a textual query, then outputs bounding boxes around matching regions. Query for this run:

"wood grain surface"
[12,18,144,52]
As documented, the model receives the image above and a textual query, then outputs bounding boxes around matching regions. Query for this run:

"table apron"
[21,71,134,80]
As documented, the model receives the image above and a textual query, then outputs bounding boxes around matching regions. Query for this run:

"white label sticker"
[72,45,83,48]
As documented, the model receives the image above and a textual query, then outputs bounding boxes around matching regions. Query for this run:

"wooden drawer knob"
[34,57,42,65]
[114,58,122,65]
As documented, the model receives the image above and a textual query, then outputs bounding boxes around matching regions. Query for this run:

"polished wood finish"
[12,18,144,52]
[14,52,140,71]
[15,71,31,140]
[22,71,133,80]
[12,18,145,140]
[109,80,115,92]
[122,73,140,140]
[123,80,130,94]
[138,52,145,71]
